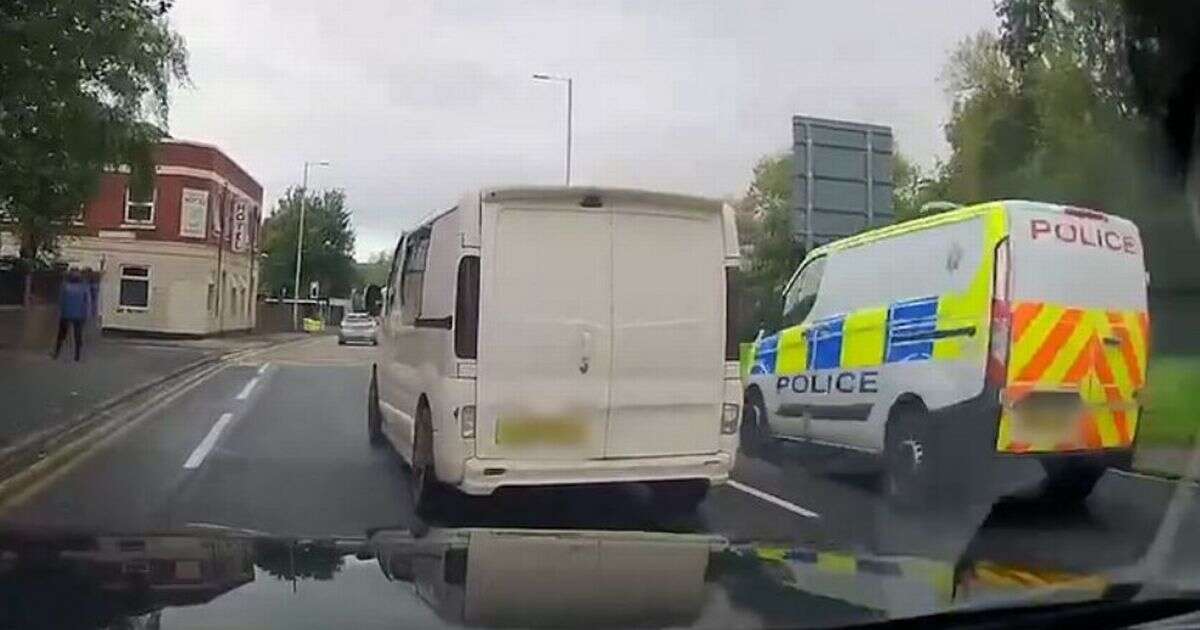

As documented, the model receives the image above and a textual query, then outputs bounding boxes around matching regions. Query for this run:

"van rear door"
[475,199,611,460]
[999,202,1149,454]
[605,202,725,457]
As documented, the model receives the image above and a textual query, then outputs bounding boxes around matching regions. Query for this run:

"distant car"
[339,313,377,345]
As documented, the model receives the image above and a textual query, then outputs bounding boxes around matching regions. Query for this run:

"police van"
[367,187,742,513]
[742,200,1148,504]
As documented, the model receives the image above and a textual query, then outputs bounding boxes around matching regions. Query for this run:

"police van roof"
[806,200,1122,259]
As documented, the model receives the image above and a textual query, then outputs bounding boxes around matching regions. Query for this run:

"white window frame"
[123,187,156,227]
[118,265,152,310]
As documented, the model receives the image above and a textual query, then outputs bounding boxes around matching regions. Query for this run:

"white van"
[742,200,1149,505]
[368,187,742,513]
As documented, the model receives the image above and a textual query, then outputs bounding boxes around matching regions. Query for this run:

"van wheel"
[740,388,772,457]
[1040,460,1105,504]
[410,405,443,517]
[652,480,709,513]
[884,404,936,509]
[367,369,384,446]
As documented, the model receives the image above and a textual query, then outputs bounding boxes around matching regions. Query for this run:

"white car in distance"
[339,312,378,346]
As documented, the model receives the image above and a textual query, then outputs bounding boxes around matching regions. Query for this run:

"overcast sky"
[167,1,997,260]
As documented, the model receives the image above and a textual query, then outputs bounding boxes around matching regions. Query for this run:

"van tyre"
[884,404,938,509]
[1040,460,1106,504]
[652,480,709,513]
[740,388,771,457]
[367,369,384,446]
[410,405,444,517]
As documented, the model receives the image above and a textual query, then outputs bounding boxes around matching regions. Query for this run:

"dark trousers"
[53,318,84,361]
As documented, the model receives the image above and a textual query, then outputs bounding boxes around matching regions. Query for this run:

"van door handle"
[1102,336,1122,347]
[579,330,592,375]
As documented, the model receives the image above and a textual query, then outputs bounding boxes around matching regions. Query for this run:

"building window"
[119,265,150,309]
[207,282,216,315]
[124,187,156,225]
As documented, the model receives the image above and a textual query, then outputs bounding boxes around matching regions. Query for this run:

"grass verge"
[1137,356,1200,448]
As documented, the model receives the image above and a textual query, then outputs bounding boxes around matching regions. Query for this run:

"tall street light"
[532,73,572,185]
[293,159,330,330]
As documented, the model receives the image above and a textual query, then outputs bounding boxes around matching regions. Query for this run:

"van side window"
[400,230,431,322]
[384,236,405,315]
[782,257,826,327]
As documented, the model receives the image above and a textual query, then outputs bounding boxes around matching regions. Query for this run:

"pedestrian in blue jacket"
[53,269,91,361]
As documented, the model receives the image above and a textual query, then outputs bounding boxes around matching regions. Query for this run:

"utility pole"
[292,160,329,330]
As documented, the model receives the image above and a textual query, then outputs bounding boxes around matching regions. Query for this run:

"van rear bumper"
[457,452,734,496]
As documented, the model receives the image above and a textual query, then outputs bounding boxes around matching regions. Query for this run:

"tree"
[932,4,1199,290]
[261,187,359,299]
[0,0,188,261]
[735,154,805,339]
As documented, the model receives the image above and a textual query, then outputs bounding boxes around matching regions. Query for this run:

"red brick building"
[35,140,263,334]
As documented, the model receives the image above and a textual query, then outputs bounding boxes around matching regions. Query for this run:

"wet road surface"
[3,335,1199,582]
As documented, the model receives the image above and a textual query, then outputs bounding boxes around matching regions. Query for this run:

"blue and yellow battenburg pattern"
[748,203,1008,377]
[750,296,949,376]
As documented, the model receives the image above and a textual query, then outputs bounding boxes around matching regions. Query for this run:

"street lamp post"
[532,73,572,185]
[293,160,330,330]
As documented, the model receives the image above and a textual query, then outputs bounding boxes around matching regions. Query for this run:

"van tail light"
[986,237,1012,389]
[721,403,740,435]
[725,268,741,361]
[458,405,477,438]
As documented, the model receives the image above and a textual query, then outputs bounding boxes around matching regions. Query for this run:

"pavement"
[3,334,1200,587]
[0,331,305,447]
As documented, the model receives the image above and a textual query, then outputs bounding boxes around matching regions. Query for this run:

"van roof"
[806,199,1128,258]
[481,186,724,213]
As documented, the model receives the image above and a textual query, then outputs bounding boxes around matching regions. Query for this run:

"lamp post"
[532,73,572,185]
[293,160,329,330]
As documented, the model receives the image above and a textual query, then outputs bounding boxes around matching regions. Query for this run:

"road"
[3,335,1199,582]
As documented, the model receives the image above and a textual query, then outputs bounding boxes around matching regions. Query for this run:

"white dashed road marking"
[183,413,233,470]
[257,362,271,375]
[235,377,260,401]
[727,479,820,519]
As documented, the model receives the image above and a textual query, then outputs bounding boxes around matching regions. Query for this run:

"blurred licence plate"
[1014,405,1076,443]
[497,419,585,446]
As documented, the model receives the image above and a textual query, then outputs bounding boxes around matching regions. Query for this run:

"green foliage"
[0,0,188,259]
[923,4,1199,288]
[261,187,359,299]
[735,154,805,338]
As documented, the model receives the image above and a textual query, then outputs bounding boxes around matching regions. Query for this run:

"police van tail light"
[721,404,740,435]
[987,237,1012,388]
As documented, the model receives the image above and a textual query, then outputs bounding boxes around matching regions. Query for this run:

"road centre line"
[235,377,260,400]
[727,479,820,519]
[257,362,271,375]
[183,413,233,470]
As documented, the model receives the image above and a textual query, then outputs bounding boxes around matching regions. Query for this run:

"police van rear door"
[998,201,1148,454]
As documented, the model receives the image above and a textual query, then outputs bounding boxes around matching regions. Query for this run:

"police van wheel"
[1040,460,1105,504]
[367,369,385,446]
[740,388,771,457]
[884,405,935,509]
